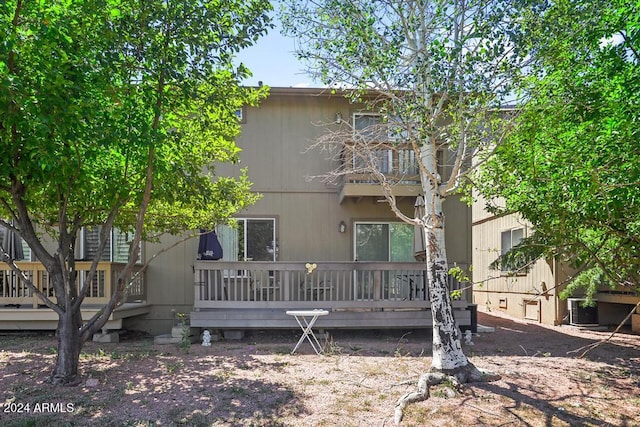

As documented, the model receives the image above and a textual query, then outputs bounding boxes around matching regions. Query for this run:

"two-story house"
[1,87,475,336]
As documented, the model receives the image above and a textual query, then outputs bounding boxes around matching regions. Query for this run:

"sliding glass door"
[354,222,414,299]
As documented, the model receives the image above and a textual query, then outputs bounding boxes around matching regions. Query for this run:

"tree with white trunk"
[280,0,524,421]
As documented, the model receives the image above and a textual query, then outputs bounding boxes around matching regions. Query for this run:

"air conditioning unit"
[568,298,598,325]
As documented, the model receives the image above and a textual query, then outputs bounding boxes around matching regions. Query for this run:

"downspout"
[553,257,561,325]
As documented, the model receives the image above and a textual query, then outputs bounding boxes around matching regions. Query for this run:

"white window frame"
[218,218,276,262]
[353,221,414,262]
[353,113,393,175]
[235,106,246,124]
[353,112,411,142]
[500,227,525,273]
[386,116,411,142]
[218,217,276,277]
[353,112,383,138]
[353,221,416,300]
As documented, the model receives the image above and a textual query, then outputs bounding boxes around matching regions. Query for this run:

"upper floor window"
[353,113,410,142]
[353,113,385,142]
[351,113,419,178]
[235,106,246,124]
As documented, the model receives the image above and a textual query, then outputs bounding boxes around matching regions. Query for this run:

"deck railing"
[194,261,469,310]
[0,261,145,307]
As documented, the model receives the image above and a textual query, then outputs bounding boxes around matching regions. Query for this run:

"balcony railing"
[343,144,421,185]
[0,261,145,307]
[194,261,468,310]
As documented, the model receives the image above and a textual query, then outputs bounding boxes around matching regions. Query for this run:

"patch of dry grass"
[0,312,639,426]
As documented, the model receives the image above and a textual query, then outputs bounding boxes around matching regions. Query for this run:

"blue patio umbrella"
[197,230,223,260]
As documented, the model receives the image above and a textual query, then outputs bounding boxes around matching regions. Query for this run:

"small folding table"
[285,309,329,355]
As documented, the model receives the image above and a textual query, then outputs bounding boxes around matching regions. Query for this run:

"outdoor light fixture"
[339,221,347,233]
[335,112,342,124]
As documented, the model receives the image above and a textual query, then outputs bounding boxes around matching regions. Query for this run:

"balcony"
[339,144,422,203]
[191,261,471,329]
[0,261,148,330]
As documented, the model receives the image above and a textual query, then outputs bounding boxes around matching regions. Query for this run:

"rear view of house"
[1,87,474,336]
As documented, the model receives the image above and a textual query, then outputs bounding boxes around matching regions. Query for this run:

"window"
[235,106,246,124]
[500,227,524,273]
[354,112,412,142]
[352,113,420,181]
[353,113,385,142]
[387,116,411,142]
[353,113,393,175]
[354,222,414,262]
[81,227,140,263]
[218,218,276,262]
[354,221,417,300]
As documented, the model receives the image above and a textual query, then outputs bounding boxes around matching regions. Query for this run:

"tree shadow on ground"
[469,312,640,367]
[464,378,637,427]
[0,338,307,426]
[1,312,638,426]
[450,312,640,427]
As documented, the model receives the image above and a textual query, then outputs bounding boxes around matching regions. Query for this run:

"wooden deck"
[0,261,148,330]
[0,303,151,330]
[191,261,473,329]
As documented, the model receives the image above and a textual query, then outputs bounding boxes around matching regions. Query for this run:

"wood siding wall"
[128,89,472,335]
[472,213,565,325]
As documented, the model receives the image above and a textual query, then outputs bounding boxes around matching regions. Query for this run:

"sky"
[235,15,316,88]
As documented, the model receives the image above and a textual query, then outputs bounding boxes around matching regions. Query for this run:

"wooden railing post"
[104,262,112,301]
[373,271,381,300]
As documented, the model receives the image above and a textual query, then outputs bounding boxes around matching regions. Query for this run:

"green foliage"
[448,264,470,283]
[0,0,272,238]
[450,289,462,301]
[280,1,528,369]
[177,312,191,351]
[0,0,272,381]
[488,236,550,275]
[477,0,640,297]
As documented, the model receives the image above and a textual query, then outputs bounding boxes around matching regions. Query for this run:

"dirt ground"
[1,309,639,427]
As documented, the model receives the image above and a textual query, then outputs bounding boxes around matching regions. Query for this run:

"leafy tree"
[280,0,524,420]
[0,0,271,385]
[477,0,640,308]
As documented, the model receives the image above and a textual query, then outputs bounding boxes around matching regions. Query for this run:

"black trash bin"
[467,304,478,333]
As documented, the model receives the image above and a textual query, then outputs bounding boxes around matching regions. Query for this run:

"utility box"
[568,298,598,325]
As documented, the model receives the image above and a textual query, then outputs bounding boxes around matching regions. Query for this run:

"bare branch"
[568,300,640,358]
